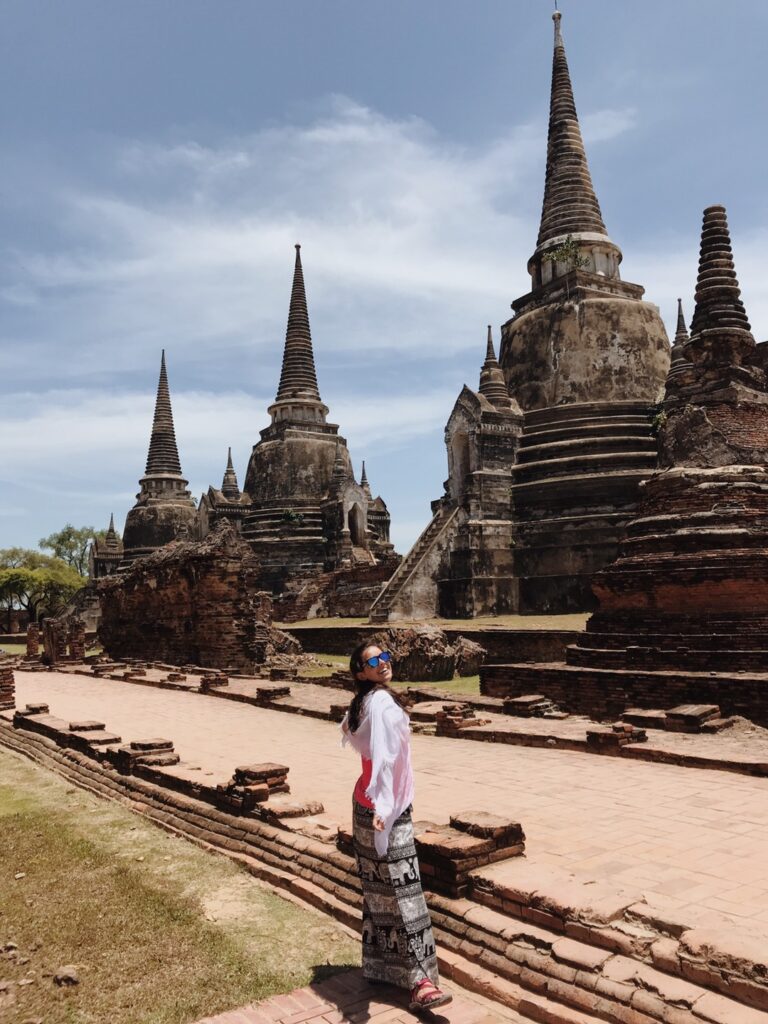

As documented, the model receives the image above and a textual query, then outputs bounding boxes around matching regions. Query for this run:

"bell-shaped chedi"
[661,205,768,466]
[239,245,394,588]
[122,351,198,563]
[501,12,670,412]
[498,10,670,614]
[563,205,768,720]
[375,12,671,621]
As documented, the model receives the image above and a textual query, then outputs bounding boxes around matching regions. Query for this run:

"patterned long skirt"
[352,800,439,990]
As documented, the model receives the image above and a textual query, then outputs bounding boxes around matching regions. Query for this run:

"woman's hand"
[373,814,385,831]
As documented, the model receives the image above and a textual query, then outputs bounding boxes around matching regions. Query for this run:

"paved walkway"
[12,671,768,930]
[194,967,519,1024]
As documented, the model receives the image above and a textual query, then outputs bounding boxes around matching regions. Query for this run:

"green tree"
[542,235,590,299]
[0,549,84,627]
[39,524,106,577]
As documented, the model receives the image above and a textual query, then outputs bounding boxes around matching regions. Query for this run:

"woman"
[341,640,452,1012]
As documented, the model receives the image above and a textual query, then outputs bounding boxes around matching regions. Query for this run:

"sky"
[2,0,768,556]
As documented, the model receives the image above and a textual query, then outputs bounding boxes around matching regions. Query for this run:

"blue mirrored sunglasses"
[364,651,392,668]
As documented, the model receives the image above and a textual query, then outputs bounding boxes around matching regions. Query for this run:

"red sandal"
[408,978,452,1012]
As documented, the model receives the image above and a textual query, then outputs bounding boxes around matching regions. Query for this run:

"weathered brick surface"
[5,709,768,1024]
[0,659,15,710]
[98,522,299,671]
[25,623,39,658]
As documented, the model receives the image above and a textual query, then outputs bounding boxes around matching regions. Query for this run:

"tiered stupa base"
[510,400,659,612]
[482,465,768,725]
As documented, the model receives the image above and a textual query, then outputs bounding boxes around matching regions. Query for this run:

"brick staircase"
[369,505,459,622]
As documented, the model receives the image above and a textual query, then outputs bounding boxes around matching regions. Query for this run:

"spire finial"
[221,446,240,499]
[274,244,322,405]
[145,350,184,477]
[536,5,608,249]
[104,512,121,550]
[553,6,562,46]
[485,325,496,362]
[674,298,689,346]
[361,459,372,498]
[479,325,511,408]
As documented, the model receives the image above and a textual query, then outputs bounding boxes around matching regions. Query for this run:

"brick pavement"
[194,966,522,1024]
[13,671,768,929]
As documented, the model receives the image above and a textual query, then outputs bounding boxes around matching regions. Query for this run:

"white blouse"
[341,689,415,858]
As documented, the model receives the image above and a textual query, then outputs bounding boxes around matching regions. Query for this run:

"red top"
[353,756,374,809]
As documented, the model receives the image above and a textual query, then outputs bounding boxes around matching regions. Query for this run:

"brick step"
[458,879,768,1024]
[626,508,768,536]
[511,468,653,506]
[241,515,324,530]
[578,629,768,651]
[524,401,655,429]
[5,719,768,1024]
[566,643,768,672]
[594,551,768,580]
[622,528,766,556]
[512,451,656,485]
[519,419,653,447]
[240,526,325,541]
[480,661,768,725]
[516,435,657,464]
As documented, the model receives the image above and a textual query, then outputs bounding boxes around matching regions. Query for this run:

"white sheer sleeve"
[365,691,408,816]
[340,711,350,748]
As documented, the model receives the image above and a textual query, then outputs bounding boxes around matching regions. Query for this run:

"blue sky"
[2,1,768,555]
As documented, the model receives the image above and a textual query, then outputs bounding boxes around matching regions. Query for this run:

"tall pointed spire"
[275,245,322,403]
[360,460,372,499]
[689,206,753,341]
[103,513,121,551]
[221,447,241,500]
[669,298,690,371]
[479,326,512,408]
[537,11,609,248]
[145,350,183,477]
[674,298,689,346]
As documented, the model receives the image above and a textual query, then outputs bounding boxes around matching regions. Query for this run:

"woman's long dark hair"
[347,639,409,733]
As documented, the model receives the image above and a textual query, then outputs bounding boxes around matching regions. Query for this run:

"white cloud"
[1,96,647,389]
[581,108,637,143]
[9,95,763,552]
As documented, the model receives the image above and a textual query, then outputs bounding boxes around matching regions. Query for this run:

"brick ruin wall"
[480,663,768,727]
[275,562,397,622]
[98,523,292,672]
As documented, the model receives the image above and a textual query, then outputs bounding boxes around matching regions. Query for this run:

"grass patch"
[0,643,25,655]
[395,675,481,696]
[281,614,588,631]
[302,654,480,694]
[301,654,349,678]
[0,749,359,1024]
